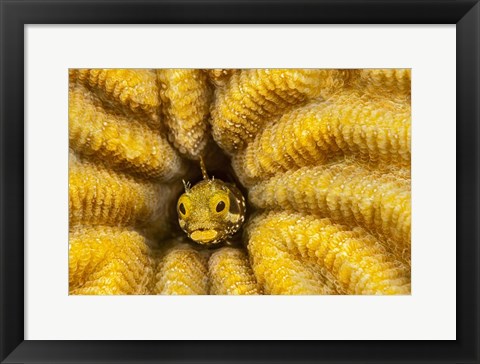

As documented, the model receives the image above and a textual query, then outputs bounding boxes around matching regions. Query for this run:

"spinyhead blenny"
[177,158,246,245]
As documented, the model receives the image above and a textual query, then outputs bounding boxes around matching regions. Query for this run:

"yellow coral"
[69,226,154,295]
[356,69,411,100]
[68,68,411,296]
[246,231,338,295]
[69,83,185,181]
[154,242,209,295]
[205,69,237,87]
[233,94,410,186]
[247,212,410,295]
[69,152,166,227]
[208,247,261,295]
[157,69,212,159]
[248,161,411,262]
[69,68,160,116]
[210,69,356,152]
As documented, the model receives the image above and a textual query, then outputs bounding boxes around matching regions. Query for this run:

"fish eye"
[216,201,225,212]
[210,192,229,216]
[179,203,186,215]
[177,195,190,218]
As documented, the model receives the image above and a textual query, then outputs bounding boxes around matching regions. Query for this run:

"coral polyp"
[69,68,411,295]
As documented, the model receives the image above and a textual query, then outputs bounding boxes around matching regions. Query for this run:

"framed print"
[1,0,479,363]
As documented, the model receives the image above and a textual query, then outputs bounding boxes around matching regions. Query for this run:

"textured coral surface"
[69,68,411,295]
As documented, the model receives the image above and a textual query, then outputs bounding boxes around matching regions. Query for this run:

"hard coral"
[69,68,411,295]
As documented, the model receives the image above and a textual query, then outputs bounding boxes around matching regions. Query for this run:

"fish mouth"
[190,229,219,243]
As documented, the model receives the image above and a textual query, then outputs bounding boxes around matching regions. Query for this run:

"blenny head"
[177,158,246,245]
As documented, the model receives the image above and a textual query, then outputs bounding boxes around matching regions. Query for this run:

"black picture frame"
[1,1,479,363]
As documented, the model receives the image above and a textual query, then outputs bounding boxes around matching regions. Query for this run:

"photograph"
[68,68,411,295]
[2,0,477,360]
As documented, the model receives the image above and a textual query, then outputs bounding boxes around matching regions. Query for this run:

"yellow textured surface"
[69,68,411,295]
[205,69,238,87]
[208,247,261,295]
[68,71,187,295]
[210,69,356,153]
[357,69,411,100]
[69,152,164,227]
[69,83,184,181]
[247,212,410,295]
[233,93,410,186]
[154,242,209,295]
[69,69,160,115]
[69,226,155,295]
[248,161,411,263]
[157,69,212,159]
[246,218,339,295]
